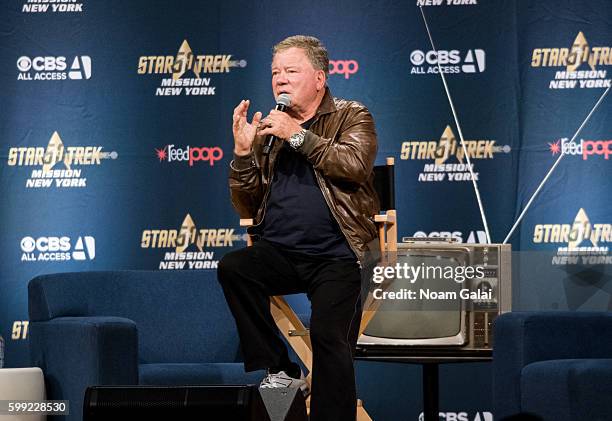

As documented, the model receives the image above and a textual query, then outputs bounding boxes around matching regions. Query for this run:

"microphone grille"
[277,93,291,107]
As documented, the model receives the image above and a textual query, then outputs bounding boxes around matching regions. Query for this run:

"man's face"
[271,47,325,112]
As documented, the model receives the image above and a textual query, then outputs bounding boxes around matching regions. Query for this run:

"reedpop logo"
[329,60,359,79]
[549,138,611,160]
[155,144,223,166]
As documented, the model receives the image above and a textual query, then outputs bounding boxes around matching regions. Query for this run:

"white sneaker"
[260,370,310,396]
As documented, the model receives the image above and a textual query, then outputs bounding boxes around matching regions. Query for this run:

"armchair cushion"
[521,359,612,421]
[493,311,612,420]
[139,363,264,385]
[29,270,242,363]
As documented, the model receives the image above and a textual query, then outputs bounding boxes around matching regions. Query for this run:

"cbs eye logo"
[20,236,37,253]
[410,50,426,66]
[17,56,32,72]
[329,60,359,79]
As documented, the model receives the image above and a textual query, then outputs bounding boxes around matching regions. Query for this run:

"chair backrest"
[28,270,243,364]
[371,157,398,254]
[373,158,396,212]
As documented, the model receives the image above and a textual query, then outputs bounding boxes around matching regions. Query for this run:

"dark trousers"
[217,239,362,421]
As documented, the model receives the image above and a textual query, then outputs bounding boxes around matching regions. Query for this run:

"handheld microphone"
[262,93,291,156]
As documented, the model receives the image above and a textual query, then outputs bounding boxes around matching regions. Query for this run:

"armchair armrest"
[240,219,254,246]
[373,213,396,223]
[29,316,138,421]
[493,311,612,418]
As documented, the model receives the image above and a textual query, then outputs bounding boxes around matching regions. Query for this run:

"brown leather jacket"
[229,87,380,261]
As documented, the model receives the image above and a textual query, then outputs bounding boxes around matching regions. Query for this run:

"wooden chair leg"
[270,295,313,388]
[357,399,373,421]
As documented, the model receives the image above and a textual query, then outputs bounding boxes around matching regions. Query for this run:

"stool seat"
[0,367,46,421]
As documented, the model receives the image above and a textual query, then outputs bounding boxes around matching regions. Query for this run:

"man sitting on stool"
[217,35,379,421]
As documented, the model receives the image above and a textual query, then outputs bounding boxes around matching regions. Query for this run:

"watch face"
[288,130,305,150]
[289,132,304,149]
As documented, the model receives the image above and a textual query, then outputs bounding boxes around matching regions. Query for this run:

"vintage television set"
[357,239,511,355]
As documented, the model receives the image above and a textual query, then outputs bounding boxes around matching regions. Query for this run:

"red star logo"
[155,147,167,161]
[548,140,561,155]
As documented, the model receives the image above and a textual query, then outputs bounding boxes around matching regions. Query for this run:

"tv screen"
[360,245,476,346]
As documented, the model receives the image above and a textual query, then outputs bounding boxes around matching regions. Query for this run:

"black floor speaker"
[84,385,308,421]
[84,385,270,421]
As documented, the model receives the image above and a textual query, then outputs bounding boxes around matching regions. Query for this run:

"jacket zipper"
[246,146,278,234]
[308,114,362,265]
[312,169,362,267]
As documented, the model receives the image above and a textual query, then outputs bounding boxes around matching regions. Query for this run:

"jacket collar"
[315,86,336,117]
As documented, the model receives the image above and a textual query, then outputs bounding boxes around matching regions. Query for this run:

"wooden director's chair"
[240,157,397,421]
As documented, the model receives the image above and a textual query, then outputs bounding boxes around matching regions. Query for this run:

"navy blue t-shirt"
[261,119,355,260]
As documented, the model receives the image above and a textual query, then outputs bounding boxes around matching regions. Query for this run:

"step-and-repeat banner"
[1,0,610,419]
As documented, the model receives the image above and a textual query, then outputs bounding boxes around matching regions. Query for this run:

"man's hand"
[257,110,303,141]
[233,99,262,156]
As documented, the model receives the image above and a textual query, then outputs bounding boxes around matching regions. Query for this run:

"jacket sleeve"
[299,105,377,185]
[228,152,264,218]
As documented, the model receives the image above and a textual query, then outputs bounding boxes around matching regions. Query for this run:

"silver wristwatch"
[288,129,306,150]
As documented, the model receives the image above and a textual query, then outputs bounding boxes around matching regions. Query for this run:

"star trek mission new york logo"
[7,131,117,188]
[22,0,84,13]
[137,39,246,96]
[531,31,611,90]
[533,208,611,265]
[141,214,245,270]
[400,125,511,182]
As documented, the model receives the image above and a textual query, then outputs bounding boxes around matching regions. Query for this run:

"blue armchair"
[28,270,265,421]
[493,311,612,421]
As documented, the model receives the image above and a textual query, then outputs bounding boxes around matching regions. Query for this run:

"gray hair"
[273,35,329,76]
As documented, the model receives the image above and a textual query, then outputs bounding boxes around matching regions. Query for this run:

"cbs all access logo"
[17,55,91,81]
[410,49,485,75]
[20,235,95,262]
[418,412,491,421]
[409,230,488,244]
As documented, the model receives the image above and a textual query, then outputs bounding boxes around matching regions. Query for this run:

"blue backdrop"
[1,0,611,419]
